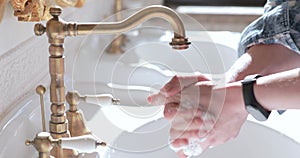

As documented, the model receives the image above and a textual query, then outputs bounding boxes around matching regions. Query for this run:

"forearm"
[254,68,300,110]
[226,44,300,82]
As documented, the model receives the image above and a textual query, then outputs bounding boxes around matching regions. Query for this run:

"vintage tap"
[28,4,190,158]
[27,85,110,158]
[106,0,128,54]
[26,132,106,158]
[66,91,120,137]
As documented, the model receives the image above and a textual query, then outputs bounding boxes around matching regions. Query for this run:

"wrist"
[225,81,248,115]
[241,74,271,121]
[253,77,272,111]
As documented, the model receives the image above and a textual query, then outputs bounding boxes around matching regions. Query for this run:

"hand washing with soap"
[148,75,247,157]
[148,0,300,157]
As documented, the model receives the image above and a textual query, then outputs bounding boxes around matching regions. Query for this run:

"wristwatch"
[241,74,271,121]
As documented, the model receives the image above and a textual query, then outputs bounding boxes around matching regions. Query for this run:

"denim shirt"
[238,0,300,56]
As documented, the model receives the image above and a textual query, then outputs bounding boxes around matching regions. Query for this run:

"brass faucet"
[26,86,115,158]
[106,0,127,54]
[28,5,190,158]
[26,132,106,158]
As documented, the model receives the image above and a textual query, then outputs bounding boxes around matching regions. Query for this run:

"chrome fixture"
[27,5,190,158]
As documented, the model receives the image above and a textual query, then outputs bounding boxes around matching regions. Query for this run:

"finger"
[170,129,201,140]
[160,76,182,97]
[169,138,188,149]
[170,110,215,131]
[170,120,215,140]
[177,150,188,158]
[174,139,207,158]
[163,103,180,120]
[161,75,210,97]
[149,80,204,107]
[169,128,212,141]
[165,106,203,120]
[147,92,166,105]
[148,92,181,106]
[183,138,207,156]
[171,117,204,131]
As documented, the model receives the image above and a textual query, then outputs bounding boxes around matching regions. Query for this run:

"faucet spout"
[77,5,184,36]
[34,5,191,49]
[76,5,190,49]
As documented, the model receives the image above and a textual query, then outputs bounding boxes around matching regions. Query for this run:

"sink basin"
[1,30,300,157]
[106,118,300,158]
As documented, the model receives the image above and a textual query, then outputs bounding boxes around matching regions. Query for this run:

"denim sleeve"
[238,0,300,56]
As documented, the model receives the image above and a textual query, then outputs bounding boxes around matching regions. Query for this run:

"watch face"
[246,106,268,121]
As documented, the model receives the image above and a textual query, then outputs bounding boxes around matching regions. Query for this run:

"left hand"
[148,75,248,157]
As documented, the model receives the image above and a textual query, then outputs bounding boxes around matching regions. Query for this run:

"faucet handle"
[25,132,58,156]
[59,135,106,153]
[33,7,63,36]
[36,85,47,132]
[26,132,106,154]
[82,94,120,106]
[66,91,120,107]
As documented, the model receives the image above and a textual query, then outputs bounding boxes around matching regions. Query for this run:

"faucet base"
[67,110,92,137]
[50,146,78,158]
[50,133,78,158]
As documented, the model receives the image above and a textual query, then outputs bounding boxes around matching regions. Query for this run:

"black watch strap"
[242,74,271,121]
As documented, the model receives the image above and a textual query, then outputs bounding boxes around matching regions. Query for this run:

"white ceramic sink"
[105,118,300,158]
[1,30,300,158]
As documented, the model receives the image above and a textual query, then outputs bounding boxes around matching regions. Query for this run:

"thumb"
[147,92,166,105]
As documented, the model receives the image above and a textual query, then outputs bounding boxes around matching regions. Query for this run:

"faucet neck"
[34,5,190,49]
